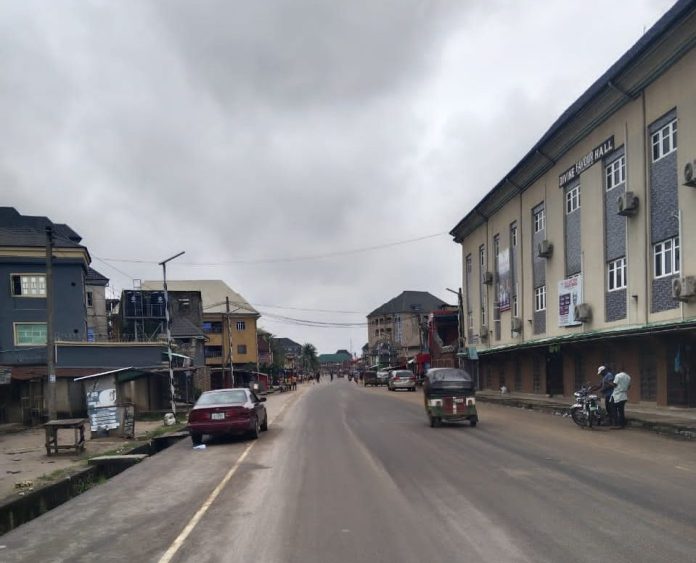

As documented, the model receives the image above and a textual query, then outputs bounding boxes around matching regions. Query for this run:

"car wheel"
[260,414,268,432]
[249,417,260,440]
[190,432,203,446]
[470,420,477,427]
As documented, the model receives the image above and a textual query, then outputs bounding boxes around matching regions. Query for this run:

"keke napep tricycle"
[423,367,478,427]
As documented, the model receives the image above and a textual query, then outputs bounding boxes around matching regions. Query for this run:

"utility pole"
[45,226,56,420]
[226,297,234,387]
[159,251,185,419]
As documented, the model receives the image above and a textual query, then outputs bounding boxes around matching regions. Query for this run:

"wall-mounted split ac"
[479,325,489,340]
[574,303,592,322]
[482,271,494,285]
[511,317,523,332]
[684,160,696,187]
[617,191,639,216]
[537,240,553,258]
[672,276,696,301]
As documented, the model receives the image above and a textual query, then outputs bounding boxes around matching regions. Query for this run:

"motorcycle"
[570,385,605,428]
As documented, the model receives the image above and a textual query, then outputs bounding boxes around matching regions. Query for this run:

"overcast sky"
[2,0,676,354]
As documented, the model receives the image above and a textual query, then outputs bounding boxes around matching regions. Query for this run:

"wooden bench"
[44,418,88,456]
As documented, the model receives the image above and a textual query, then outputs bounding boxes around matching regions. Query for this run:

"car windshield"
[196,390,248,406]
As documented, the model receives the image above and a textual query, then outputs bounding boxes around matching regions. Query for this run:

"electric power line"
[94,232,447,266]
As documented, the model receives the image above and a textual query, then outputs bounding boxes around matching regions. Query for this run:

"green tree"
[301,343,319,373]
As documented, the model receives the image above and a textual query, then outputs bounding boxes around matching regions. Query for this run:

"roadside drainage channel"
[0,431,189,536]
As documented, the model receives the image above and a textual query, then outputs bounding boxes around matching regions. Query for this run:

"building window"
[466,254,472,274]
[512,294,519,317]
[493,234,500,258]
[511,223,518,247]
[565,185,580,214]
[204,345,223,358]
[237,344,247,355]
[11,274,46,297]
[467,312,473,331]
[606,156,625,190]
[534,209,545,233]
[236,320,246,331]
[202,321,223,333]
[86,291,94,308]
[177,298,190,312]
[534,286,546,312]
[14,322,47,345]
[654,237,680,278]
[480,307,487,326]
[608,257,627,291]
[651,118,677,162]
[479,245,485,269]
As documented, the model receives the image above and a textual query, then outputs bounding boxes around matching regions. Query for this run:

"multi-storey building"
[367,291,450,365]
[142,280,259,389]
[85,267,109,341]
[451,0,696,407]
[0,207,91,422]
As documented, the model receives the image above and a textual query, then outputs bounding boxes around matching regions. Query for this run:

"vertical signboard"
[498,248,511,311]
[558,275,583,327]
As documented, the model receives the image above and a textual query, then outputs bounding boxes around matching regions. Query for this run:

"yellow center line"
[158,396,295,563]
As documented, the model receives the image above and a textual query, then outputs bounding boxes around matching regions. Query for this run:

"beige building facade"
[451,2,696,407]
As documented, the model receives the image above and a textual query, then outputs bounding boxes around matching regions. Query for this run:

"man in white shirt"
[611,371,631,429]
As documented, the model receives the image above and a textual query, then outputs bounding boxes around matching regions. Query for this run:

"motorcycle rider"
[593,366,616,426]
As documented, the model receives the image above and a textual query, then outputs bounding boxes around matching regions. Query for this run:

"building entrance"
[546,351,564,396]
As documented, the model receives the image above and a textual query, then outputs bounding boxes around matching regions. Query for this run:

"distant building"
[142,280,260,389]
[318,350,352,372]
[85,267,109,342]
[367,291,450,366]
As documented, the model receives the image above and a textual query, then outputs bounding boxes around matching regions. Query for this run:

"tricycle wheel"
[470,420,477,427]
[429,416,441,428]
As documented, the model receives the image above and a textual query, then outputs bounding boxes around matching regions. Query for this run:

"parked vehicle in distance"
[376,370,390,386]
[363,370,378,386]
[388,370,417,392]
[423,367,478,427]
[187,388,268,445]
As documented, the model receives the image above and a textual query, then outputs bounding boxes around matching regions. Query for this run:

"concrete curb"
[476,395,696,440]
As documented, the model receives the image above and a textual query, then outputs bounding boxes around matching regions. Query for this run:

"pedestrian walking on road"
[611,371,632,429]
[315,371,320,384]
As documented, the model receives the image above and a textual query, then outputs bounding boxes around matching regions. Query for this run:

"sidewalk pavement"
[476,390,696,440]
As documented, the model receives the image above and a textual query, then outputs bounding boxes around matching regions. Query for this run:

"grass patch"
[37,466,83,483]
[142,422,186,439]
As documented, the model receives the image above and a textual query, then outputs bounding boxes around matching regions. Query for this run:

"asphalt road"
[3,380,696,562]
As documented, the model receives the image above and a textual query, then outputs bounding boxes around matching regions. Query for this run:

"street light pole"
[159,251,185,418]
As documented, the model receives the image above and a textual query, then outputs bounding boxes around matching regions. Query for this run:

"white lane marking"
[158,396,295,563]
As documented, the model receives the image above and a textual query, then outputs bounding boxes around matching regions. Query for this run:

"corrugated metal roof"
[368,291,450,317]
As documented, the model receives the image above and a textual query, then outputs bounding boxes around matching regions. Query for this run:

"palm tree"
[301,343,319,373]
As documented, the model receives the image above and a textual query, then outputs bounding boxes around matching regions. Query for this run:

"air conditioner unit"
[672,276,696,301]
[511,317,523,332]
[537,240,553,258]
[479,325,489,340]
[482,271,494,285]
[574,303,592,322]
[684,161,696,188]
[617,191,639,216]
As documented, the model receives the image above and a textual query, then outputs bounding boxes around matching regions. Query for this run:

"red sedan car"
[187,388,268,445]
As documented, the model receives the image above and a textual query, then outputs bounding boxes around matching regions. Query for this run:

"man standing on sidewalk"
[611,371,632,429]
[595,366,616,426]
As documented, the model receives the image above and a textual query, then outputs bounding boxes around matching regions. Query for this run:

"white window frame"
[86,291,94,308]
[651,118,677,162]
[653,237,680,279]
[565,185,580,214]
[607,257,627,291]
[511,224,518,247]
[13,322,47,346]
[465,255,472,274]
[10,274,47,297]
[512,294,519,317]
[236,320,246,331]
[479,245,486,269]
[605,156,625,191]
[534,209,545,233]
[534,286,546,312]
